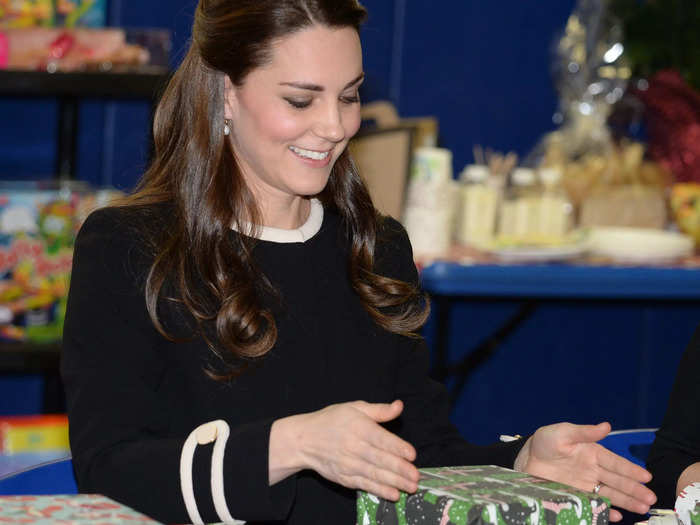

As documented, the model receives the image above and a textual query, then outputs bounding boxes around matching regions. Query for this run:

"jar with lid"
[457,164,500,246]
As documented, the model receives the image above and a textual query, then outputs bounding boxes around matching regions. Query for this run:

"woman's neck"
[258,196,312,230]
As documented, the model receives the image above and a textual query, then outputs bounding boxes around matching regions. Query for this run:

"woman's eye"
[285,98,312,109]
[341,93,360,104]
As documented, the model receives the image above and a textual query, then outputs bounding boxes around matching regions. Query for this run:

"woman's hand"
[270,400,419,501]
[514,422,657,522]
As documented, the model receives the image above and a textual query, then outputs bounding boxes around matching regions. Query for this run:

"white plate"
[486,242,588,263]
[588,227,693,263]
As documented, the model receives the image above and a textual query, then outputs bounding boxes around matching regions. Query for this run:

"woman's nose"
[313,103,345,143]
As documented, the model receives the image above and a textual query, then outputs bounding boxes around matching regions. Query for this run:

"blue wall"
[0,0,576,188]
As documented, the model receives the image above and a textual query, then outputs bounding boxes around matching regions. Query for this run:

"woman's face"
[225,24,363,205]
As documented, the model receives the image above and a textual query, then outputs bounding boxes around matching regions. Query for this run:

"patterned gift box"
[357,465,611,525]
[0,494,162,523]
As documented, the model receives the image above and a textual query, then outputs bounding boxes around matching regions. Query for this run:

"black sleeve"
[375,217,525,469]
[61,207,295,524]
[647,325,700,509]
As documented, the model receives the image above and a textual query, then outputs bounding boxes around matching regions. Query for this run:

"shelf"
[0,342,60,373]
[0,69,171,98]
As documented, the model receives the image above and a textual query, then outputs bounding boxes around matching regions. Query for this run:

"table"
[420,261,700,444]
[0,451,69,479]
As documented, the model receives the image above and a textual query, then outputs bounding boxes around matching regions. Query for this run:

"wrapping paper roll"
[676,482,700,525]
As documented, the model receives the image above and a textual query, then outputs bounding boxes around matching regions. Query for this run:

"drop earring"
[224,119,231,136]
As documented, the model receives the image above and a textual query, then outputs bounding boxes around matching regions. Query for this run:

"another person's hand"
[514,422,657,522]
[677,461,700,497]
[272,400,419,501]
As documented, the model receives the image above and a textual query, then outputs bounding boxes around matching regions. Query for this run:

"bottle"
[536,167,573,241]
[457,165,499,246]
[498,168,539,242]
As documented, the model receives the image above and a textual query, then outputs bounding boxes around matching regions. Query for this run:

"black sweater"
[61,204,523,524]
[647,325,700,508]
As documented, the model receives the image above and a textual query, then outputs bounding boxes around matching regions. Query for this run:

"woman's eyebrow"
[279,72,365,92]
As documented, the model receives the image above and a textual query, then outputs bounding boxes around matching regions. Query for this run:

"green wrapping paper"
[692,502,700,525]
[357,465,611,525]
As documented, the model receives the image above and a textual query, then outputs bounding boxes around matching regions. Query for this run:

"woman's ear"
[223,75,237,120]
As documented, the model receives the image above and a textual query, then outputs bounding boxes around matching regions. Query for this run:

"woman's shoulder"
[74,202,174,278]
[78,202,173,245]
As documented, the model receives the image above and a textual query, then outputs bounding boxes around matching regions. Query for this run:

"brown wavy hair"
[116,0,429,378]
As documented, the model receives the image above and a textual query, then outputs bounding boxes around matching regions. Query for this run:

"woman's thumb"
[354,400,404,422]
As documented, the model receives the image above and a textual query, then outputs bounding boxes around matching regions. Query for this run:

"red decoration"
[635,70,700,183]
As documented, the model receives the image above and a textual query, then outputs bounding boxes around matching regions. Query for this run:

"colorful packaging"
[0,494,162,523]
[0,185,80,342]
[0,182,121,342]
[357,465,611,525]
[0,414,68,454]
[0,0,106,29]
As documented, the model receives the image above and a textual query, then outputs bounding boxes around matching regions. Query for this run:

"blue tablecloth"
[418,261,700,445]
[421,262,700,300]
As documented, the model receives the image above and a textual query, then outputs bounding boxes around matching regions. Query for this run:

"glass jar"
[457,165,500,246]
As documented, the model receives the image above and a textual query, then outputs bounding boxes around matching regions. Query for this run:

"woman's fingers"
[359,442,419,488]
[342,455,417,500]
[597,446,653,484]
[597,479,654,516]
[352,399,404,423]
[558,421,611,447]
[594,451,656,513]
[363,422,417,462]
[350,473,401,502]
[300,401,420,497]
[609,508,623,522]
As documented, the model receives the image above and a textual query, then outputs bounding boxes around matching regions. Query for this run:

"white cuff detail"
[180,420,245,525]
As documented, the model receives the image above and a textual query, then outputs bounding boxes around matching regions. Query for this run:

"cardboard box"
[357,465,611,525]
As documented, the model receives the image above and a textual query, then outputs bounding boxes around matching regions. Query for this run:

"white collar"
[231,199,324,243]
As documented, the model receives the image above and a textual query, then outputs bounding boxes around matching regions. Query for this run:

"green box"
[357,465,611,525]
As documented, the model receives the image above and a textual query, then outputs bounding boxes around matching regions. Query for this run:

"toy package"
[0,182,120,343]
[0,0,107,29]
[0,414,68,454]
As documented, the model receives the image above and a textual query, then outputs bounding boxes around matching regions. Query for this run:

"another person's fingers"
[609,508,623,522]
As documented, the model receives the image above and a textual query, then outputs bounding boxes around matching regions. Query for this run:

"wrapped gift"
[0,494,161,523]
[357,465,611,525]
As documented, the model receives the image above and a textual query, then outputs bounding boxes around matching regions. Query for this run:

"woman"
[61,1,656,523]
[647,325,700,508]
